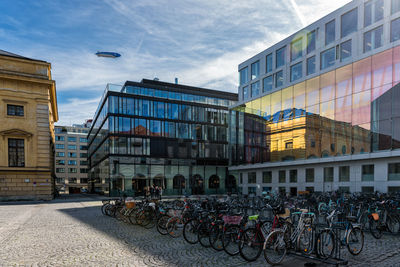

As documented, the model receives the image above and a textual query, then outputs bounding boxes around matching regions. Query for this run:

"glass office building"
[87,79,237,196]
[231,0,400,194]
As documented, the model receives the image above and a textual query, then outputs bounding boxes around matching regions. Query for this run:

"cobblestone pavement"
[1,196,400,267]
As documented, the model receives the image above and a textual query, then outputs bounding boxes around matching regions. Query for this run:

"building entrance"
[132,174,147,196]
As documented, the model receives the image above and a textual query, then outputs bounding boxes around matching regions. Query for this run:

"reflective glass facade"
[88,79,238,196]
[230,47,400,165]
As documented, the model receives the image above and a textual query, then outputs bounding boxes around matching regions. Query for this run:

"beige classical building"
[0,50,58,200]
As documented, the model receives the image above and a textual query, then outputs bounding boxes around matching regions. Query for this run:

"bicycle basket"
[125,201,136,209]
[371,213,379,221]
[223,215,242,225]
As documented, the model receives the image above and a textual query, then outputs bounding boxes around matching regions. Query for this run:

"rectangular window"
[80,168,88,173]
[275,70,283,88]
[56,152,65,157]
[56,160,65,165]
[321,47,336,70]
[80,153,87,158]
[338,186,350,193]
[285,141,293,149]
[324,167,334,182]
[339,166,350,182]
[391,18,400,42]
[307,31,316,54]
[56,144,65,149]
[68,152,77,158]
[68,178,77,184]
[68,160,77,165]
[341,8,358,38]
[7,104,24,116]
[68,145,77,150]
[80,178,88,184]
[251,61,260,80]
[306,187,314,193]
[325,20,335,45]
[291,38,303,61]
[248,187,257,194]
[279,170,286,183]
[262,171,272,183]
[392,0,400,14]
[388,163,400,180]
[263,76,273,92]
[262,187,272,192]
[266,53,273,73]
[276,46,286,68]
[79,137,87,142]
[251,81,260,97]
[56,178,65,184]
[56,168,65,173]
[340,39,352,62]
[80,145,88,150]
[8,138,24,167]
[362,186,374,193]
[307,56,316,75]
[290,62,302,82]
[68,168,77,173]
[365,0,384,27]
[239,67,249,85]
[243,86,250,100]
[362,164,374,181]
[248,172,257,184]
[364,26,383,52]
[306,168,314,183]
[56,136,64,141]
[80,160,88,165]
[289,169,297,183]
[68,137,76,142]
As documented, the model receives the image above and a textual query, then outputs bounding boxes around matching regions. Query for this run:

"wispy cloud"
[0,0,351,125]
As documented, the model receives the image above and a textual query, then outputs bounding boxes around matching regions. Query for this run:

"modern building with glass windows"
[87,79,237,196]
[54,121,91,194]
[231,0,400,195]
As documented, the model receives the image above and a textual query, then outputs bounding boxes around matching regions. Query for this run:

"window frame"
[341,8,358,38]
[8,138,25,167]
[6,104,24,117]
[325,20,336,45]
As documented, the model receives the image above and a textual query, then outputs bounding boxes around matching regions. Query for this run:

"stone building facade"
[0,50,58,200]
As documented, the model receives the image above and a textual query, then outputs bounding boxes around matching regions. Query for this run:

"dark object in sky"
[95,51,121,58]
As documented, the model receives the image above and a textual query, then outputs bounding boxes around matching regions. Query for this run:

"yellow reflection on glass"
[306,77,320,107]
[294,82,306,109]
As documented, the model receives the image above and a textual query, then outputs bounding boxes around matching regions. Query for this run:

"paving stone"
[0,197,399,266]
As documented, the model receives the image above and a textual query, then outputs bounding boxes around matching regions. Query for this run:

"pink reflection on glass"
[372,49,393,88]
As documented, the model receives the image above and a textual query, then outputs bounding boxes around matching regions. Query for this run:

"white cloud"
[9,0,352,125]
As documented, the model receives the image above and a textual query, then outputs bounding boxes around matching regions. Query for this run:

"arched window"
[173,174,185,189]
[209,175,220,189]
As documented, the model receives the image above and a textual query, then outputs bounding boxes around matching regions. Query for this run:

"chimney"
[175,78,178,84]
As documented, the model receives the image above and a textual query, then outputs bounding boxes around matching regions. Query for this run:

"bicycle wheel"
[197,222,211,248]
[183,219,199,244]
[209,224,224,251]
[264,230,287,265]
[239,227,263,262]
[386,215,400,233]
[317,229,334,259]
[101,204,108,215]
[369,218,383,239]
[157,215,170,235]
[346,226,364,255]
[127,208,138,225]
[143,210,156,229]
[297,225,314,254]
[222,225,240,256]
[167,217,183,238]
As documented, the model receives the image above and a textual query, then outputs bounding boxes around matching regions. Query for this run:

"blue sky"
[1,0,350,125]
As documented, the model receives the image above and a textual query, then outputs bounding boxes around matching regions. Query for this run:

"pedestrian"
[155,186,160,200]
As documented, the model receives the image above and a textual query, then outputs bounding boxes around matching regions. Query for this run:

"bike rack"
[287,227,348,267]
